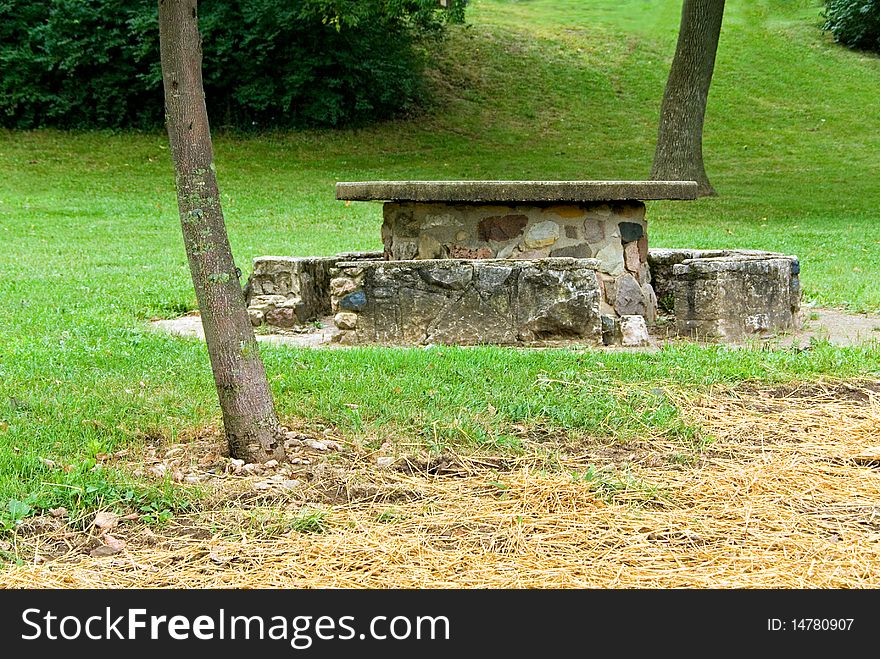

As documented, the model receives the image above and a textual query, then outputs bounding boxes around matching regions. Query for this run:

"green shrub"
[0,0,465,130]
[823,0,880,53]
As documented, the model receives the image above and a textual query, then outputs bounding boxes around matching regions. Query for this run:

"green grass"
[1,0,880,525]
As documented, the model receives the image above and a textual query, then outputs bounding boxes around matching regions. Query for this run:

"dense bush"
[823,0,880,53]
[0,0,465,130]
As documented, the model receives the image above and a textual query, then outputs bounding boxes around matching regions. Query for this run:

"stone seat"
[336,180,698,203]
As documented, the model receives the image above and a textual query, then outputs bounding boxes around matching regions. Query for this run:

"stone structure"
[650,249,784,310]
[337,180,698,325]
[646,248,801,339]
[671,253,801,340]
[328,257,603,345]
[241,180,801,346]
[244,252,381,328]
[246,247,802,345]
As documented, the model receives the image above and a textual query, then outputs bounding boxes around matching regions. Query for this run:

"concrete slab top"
[336,180,698,203]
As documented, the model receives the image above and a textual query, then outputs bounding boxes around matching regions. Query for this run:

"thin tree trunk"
[158,0,286,463]
[650,0,725,197]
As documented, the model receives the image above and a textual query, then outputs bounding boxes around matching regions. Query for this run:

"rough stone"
[618,222,644,242]
[641,283,658,325]
[248,294,288,311]
[590,204,612,217]
[637,236,649,262]
[419,263,473,290]
[394,240,418,260]
[516,264,603,342]
[620,315,651,347]
[598,299,616,317]
[248,309,264,327]
[648,248,797,316]
[496,243,518,259]
[646,248,706,307]
[334,251,384,262]
[329,277,357,297]
[339,291,368,311]
[601,314,622,346]
[583,219,605,243]
[331,258,603,346]
[514,248,550,260]
[265,307,297,328]
[474,264,514,296]
[449,245,494,259]
[523,221,560,250]
[379,199,653,325]
[614,273,648,317]
[616,201,647,220]
[418,234,445,259]
[426,288,520,345]
[543,205,589,219]
[789,267,801,313]
[600,274,618,304]
[550,243,593,258]
[478,214,528,242]
[595,242,626,277]
[624,241,641,273]
[672,255,801,340]
[334,312,358,330]
[246,256,336,326]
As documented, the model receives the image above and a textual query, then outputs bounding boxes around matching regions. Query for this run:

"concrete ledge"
[337,180,699,203]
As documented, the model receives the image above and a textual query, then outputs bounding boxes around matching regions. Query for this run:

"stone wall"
[245,248,802,346]
[245,252,382,328]
[648,248,789,312]
[672,254,801,340]
[329,258,604,346]
[382,201,657,322]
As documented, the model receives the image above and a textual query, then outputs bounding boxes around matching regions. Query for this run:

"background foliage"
[0,0,465,130]
[823,0,880,53]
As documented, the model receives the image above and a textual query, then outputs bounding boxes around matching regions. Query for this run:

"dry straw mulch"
[2,379,879,588]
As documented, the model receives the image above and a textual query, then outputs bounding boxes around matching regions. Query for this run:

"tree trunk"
[158,0,286,464]
[650,0,725,197]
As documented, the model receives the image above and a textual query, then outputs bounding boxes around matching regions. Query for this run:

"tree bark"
[158,0,286,463]
[650,0,725,197]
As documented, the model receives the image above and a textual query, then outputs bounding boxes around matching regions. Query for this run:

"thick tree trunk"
[650,0,725,197]
[158,0,286,463]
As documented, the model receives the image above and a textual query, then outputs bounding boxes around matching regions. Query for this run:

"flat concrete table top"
[336,180,698,203]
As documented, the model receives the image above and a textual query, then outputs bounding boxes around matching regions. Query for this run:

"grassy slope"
[1,0,879,517]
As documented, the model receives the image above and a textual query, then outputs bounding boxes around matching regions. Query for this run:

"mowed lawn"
[1,0,879,529]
